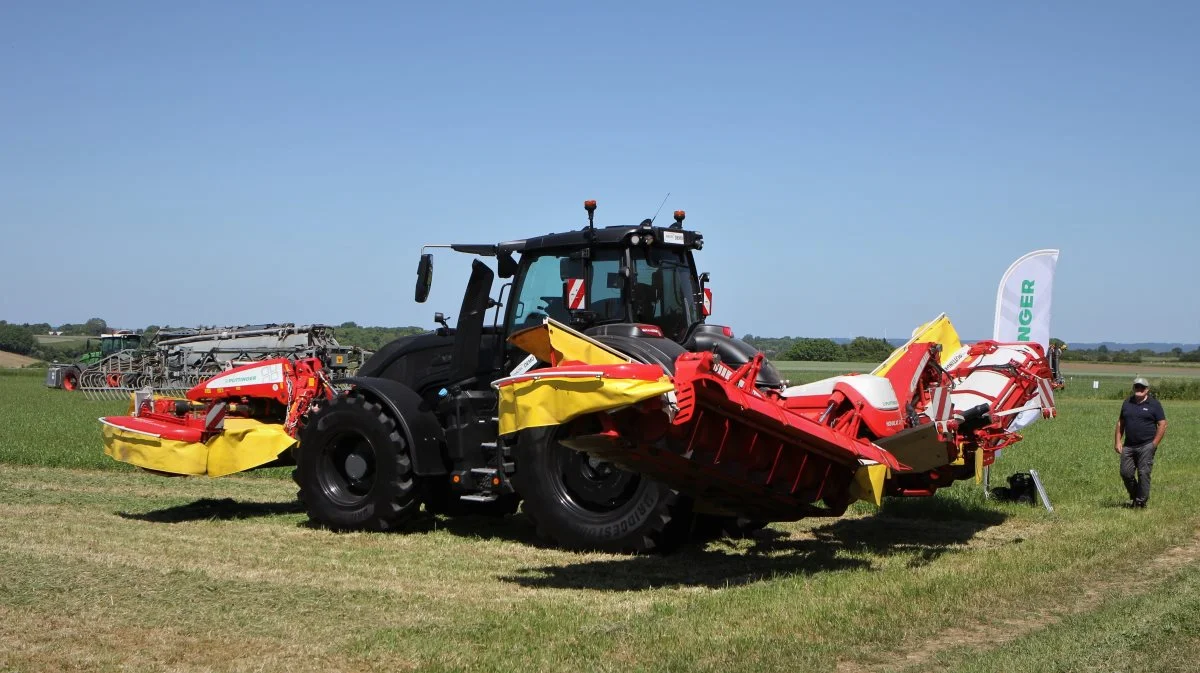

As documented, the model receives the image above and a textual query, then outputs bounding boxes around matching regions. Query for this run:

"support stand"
[1029,469,1054,513]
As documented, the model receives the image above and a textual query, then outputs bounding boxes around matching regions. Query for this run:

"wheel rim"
[317,430,378,507]
[62,373,77,391]
[546,432,643,518]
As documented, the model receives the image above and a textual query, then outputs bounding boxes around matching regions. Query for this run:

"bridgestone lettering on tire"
[293,392,422,531]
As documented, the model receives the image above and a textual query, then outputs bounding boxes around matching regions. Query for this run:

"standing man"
[1114,377,1168,508]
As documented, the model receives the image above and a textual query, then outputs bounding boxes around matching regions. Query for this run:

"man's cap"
[1132,377,1150,388]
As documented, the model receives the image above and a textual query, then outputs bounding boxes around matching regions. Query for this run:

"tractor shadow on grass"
[501,498,1008,591]
[118,497,306,523]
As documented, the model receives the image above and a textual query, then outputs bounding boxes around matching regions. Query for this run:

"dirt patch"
[836,531,1200,673]
[0,351,40,368]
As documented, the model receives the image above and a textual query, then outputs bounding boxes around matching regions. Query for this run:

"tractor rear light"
[722,326,734,338]
[636,324,664,338]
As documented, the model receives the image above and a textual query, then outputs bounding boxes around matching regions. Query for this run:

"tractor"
[46,331,143,390]
[292,202,783,552]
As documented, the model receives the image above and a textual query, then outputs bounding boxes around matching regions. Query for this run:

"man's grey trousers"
[1121,441,1157,504]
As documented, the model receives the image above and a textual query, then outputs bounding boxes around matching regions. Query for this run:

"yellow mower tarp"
[497,373,674,436]
[102,417,296,477]
[507,319,631,367]
[497,318,672,435]
[872,312,963,377]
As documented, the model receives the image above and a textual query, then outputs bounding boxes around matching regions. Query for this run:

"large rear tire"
[61,366,80,391]
[513,425,691,553]
[294,392,423,531]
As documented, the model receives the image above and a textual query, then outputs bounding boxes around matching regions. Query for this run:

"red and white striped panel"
[565,278,586,310]
[701,288,713,316]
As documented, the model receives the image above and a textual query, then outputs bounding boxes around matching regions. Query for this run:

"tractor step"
[469,463,515,477]
[459,494,499,503]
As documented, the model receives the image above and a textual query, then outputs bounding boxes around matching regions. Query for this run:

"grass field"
[0,351,40,368]
[33,334,90,346]
[1,370,1198,672]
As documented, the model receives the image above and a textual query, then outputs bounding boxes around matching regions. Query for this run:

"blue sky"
[2,2,1197,342]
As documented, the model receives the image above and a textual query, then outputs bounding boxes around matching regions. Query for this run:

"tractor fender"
[338,376,448,476]
[590,334,687,373]
[685,329,785,389]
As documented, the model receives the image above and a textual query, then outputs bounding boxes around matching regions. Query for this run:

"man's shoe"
[1134,499,1147,508]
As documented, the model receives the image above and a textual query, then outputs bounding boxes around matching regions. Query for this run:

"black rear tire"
[513,425,691,553]
[294,392,422,531]
[61,366,80,391]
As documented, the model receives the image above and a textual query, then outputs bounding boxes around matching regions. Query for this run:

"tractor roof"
[451,223,704,257]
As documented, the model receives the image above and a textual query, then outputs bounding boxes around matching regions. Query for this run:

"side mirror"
[415,254,433,303]
[698,273,712,316]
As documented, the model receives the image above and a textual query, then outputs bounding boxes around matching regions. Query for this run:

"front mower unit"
[100,357,334,477]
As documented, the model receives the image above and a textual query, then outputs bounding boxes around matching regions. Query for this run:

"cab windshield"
[508,245,699,341]
[628,246,699,341]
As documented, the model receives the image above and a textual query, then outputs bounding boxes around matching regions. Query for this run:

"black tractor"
[293,202,784,552]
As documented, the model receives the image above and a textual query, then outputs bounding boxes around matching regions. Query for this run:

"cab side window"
[511,254,570,326]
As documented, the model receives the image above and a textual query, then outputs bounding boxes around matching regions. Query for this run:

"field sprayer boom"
[53,323,364,399]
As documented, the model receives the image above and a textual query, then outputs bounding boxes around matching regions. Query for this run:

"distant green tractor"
[45,332,143,390]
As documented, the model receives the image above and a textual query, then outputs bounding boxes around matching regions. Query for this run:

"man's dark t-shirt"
[1121,397,1166,446]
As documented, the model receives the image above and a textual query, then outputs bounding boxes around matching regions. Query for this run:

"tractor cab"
[78,332,142,365]
[404,200,780,392]
[97,332,142,357]
[415,204,711,345]
[502,210,708,342]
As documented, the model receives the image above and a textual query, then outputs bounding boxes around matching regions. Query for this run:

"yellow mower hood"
[495,319,672,435]
[102,418,296,477]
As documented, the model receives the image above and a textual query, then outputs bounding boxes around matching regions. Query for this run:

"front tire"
[294,392,422,531]
[513,425,690,553]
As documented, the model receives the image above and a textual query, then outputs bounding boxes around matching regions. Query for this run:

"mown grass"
[1,373,1198,672]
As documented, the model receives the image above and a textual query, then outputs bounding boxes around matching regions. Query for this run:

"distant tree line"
[742,335,896,363]
[333,322,426,351]
[0,322,37,356]
[1053,339,1200,364]
[744,335,1200,365]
